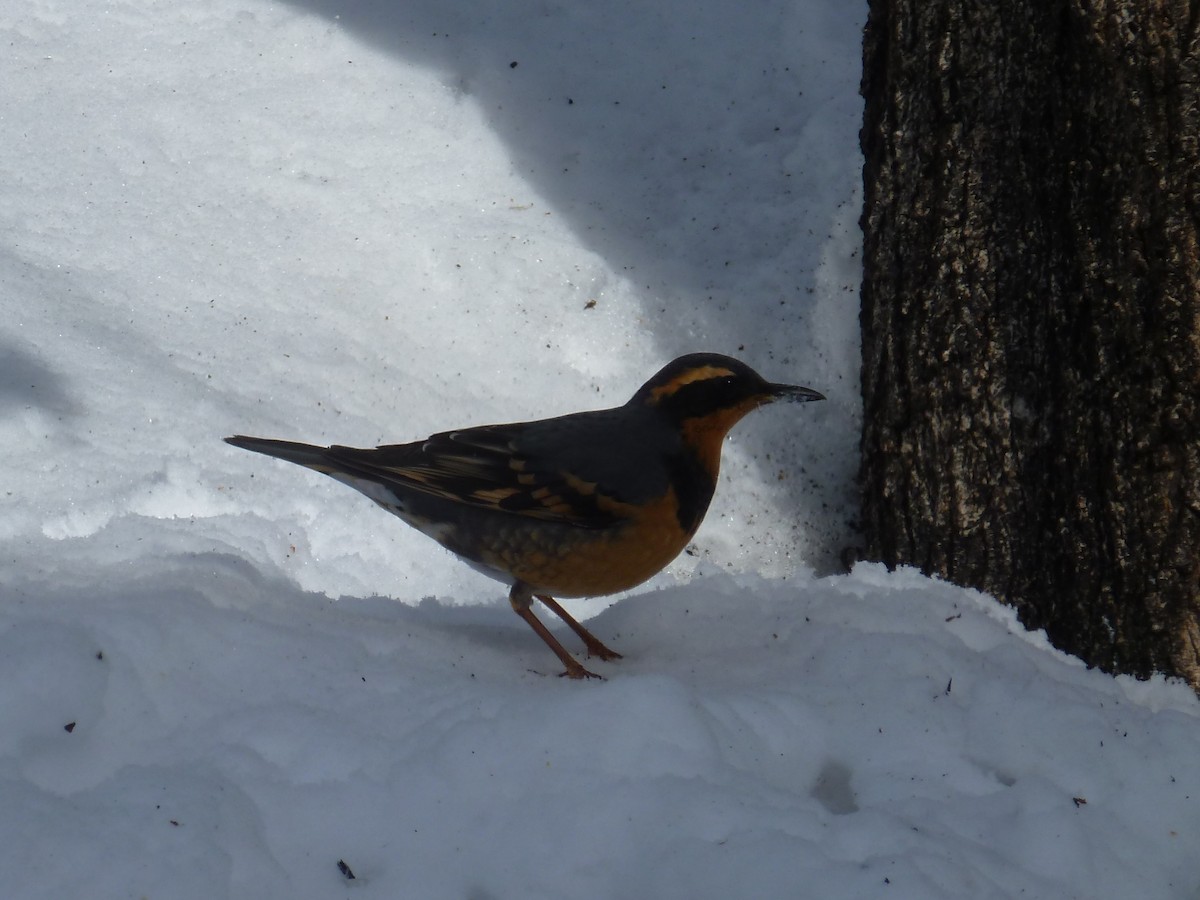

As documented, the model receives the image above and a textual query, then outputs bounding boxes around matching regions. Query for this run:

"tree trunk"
[859,0,1200,685]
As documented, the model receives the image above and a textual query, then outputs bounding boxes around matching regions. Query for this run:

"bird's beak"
[767,383,825,403]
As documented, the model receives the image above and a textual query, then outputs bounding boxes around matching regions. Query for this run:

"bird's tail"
[224,435,331,471]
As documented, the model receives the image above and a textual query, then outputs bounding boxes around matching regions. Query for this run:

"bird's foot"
[584,641,623,662]
[559,659,605,680]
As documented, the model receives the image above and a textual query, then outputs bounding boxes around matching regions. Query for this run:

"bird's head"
[629,352,824,474]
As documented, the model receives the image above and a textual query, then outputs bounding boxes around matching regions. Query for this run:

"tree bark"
[860,0,1200,684]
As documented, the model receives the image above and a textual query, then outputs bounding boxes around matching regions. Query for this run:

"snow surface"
[3,1,1199,898]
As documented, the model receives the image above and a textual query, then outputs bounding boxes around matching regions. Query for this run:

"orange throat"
[679,398,765,480]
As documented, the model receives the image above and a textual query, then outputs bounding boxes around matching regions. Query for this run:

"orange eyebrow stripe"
[648,365,736,403]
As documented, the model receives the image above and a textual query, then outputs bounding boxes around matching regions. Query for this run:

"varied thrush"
[226,353,823,678]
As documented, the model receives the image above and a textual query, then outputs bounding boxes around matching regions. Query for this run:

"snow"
[3,1,1198,898]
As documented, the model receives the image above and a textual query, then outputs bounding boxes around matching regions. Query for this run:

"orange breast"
[477,487,694,598]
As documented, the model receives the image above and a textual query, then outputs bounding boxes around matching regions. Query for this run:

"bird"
[226,353,823,679]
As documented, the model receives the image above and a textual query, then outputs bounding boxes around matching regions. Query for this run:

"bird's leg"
[535,594,623,661]
[509,584,601,679]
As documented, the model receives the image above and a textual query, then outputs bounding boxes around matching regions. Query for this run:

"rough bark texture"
[860,0,1200,685]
